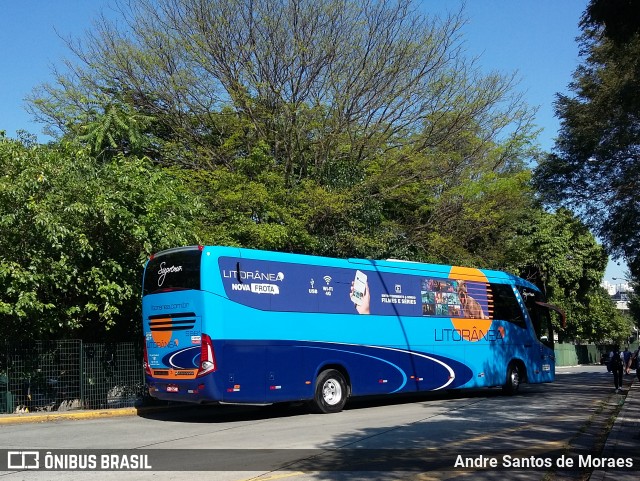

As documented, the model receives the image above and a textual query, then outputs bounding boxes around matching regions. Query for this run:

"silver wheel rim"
[322,379,342,406]
[511,368,519,388]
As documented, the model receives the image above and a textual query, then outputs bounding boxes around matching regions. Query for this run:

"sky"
[0,0,629,282]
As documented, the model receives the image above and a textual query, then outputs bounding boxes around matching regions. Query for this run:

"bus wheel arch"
[310,366,350,413]
[502,360,526,395]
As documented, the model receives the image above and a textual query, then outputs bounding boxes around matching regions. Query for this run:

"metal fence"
[0,340,145,414]
[555,341,640,367]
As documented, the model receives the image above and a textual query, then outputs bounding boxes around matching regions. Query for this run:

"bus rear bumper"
[146,376,221,404]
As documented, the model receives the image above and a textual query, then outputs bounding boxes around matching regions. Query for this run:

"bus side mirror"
[535,301,566,329]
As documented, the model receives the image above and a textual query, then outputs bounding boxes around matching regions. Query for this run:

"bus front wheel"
[311,369,348,413]
[502,362,521,395]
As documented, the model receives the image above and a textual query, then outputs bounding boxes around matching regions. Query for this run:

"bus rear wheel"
[502,362,521,395]
[311,369,348,413]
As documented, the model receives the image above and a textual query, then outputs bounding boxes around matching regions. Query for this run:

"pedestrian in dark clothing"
[610,347,624,393]
[623,347,632,375]
[631,348,640,382]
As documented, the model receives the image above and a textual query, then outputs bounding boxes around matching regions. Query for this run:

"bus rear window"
[143,248,202,295]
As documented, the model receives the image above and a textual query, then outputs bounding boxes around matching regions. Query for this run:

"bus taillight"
[197,333,216,377]
[143,342,152,376]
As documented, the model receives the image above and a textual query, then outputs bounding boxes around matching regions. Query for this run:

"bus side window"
[489,284,526,328]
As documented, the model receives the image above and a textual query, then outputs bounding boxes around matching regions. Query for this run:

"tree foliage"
[533,0,640,282]
[583,0,640,42]
[74,96,156,161]
[19,0,624,342]
[503,208,631,342]
[27,0,541,262]
[0,135,202,341]
[29,0,535,183]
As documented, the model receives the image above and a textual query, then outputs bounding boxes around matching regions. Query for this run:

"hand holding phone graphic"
[350,270,370,314]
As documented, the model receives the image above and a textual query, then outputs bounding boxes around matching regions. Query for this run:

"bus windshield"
[143,247,202,295]
[517,286,559,347]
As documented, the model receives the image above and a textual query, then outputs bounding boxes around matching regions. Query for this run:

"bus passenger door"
[525,301,556,383]
[532,302,562,382]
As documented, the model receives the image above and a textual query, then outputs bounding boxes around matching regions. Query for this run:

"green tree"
[533,0,640,282]
[25,0,579,320]
[26,0,543,267]
[0,135,202,341]
[583,0,640,42]
[628,279,640,340]
[28,0,535,185]
[503,208,630,342]
[581,288,632,344]
[167,128,541,266]
[73,95,156,161]
[362,114,539,268]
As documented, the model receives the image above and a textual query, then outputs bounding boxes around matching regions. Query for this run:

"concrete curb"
[0,408,137,425]
[0,408,138,425]
[0,404,181,425]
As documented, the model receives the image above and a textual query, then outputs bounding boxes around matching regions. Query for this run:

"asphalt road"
[0,365,631,480]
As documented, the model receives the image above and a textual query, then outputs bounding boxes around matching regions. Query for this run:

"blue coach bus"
[142,246,564,413]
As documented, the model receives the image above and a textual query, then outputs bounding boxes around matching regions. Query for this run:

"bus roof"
[347,257,539,291]
[148,245,540,292]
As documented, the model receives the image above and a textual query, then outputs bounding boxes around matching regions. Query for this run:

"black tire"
[311,369,348,413]
[502,362,521,395]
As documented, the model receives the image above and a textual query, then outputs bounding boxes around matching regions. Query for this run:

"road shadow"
[135,368,628,480]
[267,368,626,480]
[135,385,522,424]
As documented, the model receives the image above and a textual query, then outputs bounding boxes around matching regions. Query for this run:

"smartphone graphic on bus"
[351,270,368,306]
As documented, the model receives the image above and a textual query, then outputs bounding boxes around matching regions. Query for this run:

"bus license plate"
[166,385,178,392]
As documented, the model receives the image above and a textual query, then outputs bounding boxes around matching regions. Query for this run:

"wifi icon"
[323,275,332,285]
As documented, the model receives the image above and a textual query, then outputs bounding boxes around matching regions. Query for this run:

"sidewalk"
[591,374,640,480]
